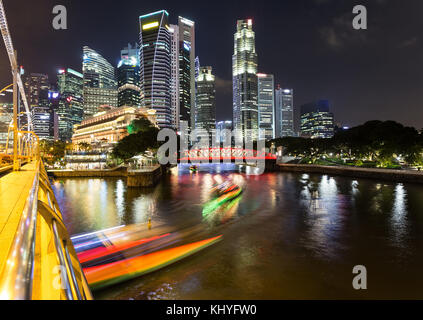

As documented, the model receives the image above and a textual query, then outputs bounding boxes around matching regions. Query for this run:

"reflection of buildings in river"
[390,184,409,249]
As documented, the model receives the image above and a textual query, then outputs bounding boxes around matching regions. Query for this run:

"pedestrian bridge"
[0,159,92,300]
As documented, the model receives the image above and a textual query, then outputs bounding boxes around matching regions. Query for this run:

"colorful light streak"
[77,233,171,263]
[84,235,223,290]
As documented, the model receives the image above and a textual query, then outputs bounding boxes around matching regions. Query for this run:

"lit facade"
[169,24,180,130]
[32,88,54,140]
[83,46,118,118]
[300,100,334,139]
[72,106,157,149]
[232,19,258,142]
[257,73,275,140]
[139,10,172,128]
[117,56,141,108]
[57,68,84,141]
[178,16,196,130]
[24,73,50,109]
[195,66,216,134]
[275,86,295,138]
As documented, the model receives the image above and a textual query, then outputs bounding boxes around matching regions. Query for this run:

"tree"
[112,125,160,161]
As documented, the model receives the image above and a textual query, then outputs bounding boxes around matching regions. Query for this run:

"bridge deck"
[0,162,37,271]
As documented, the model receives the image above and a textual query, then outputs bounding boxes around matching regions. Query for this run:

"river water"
[52,164,423,299]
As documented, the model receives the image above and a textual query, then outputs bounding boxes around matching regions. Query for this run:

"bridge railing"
[0,134,92,300]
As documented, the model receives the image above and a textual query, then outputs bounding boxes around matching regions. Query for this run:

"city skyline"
[0,0,422,130]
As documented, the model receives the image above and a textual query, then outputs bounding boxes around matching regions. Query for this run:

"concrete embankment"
[48,165,164,187]
[278,163,423,184]
[48,166,128,178]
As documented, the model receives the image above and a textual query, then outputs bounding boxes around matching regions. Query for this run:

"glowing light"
[84,236,223,290]
[142,21,159,30]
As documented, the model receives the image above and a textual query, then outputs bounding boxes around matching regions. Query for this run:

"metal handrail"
[0,158,92,300]
[51,220,74,300]
[0,164,39,299]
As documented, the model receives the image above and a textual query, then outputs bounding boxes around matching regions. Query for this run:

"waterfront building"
[300,100,334,139]
[83,46,118,119]
[232,19,258,142]
[275,86,295,138]
[257,73,275,141]
[139,10,172,128]
[195,66,216,142]
[72,106,157,151]
[178,16,196,131]
[57,68,84,141]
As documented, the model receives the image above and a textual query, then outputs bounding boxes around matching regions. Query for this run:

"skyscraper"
[178,17,196,131]
[24,73,50,109]
[300,100,334,139]
[139,10,172,128]
[195,66,216,136]
[57,68,84,141]
[232,19,258,142]
[257,73,275,140]
[32,88,53,140]
[117,44,141,108]
[83,46,118,118]
[169,24,180,130]
[275,86,295,138]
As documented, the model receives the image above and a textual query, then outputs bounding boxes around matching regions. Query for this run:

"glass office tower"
[139,10,172,128]
[82,46,117,118]
[232,19,258,142]
[257,73,275,140]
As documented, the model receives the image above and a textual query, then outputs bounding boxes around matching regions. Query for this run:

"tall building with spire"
[139,10,172,128]
[82,46,117,119]
[232,19,258,142]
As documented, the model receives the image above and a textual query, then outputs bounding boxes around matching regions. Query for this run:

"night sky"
[1,0,422,130]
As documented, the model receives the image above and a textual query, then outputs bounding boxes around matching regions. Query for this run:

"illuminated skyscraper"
[178,16,196,131]
[24,73,50,109]
[57,68,84,141]
[195,66,216,135]
[117,44,141,108]
[257,73,275,140]
[82,46,118,118]
[232,19,258,141]
[139,10,172,128]
[300,100,334,139]
[169,24,180,130]
[275,86,295,138]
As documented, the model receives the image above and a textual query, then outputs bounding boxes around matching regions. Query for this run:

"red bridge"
[178,147,277,162]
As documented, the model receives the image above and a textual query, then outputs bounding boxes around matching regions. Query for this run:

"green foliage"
[271,121,423,168]
[127,118,154,135]
[39,140,70,164]
[113,119,160,161]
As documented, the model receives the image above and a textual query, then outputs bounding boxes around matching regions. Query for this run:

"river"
[52,164,423,299]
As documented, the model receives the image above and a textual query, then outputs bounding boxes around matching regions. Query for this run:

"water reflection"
[52,168,423,299]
